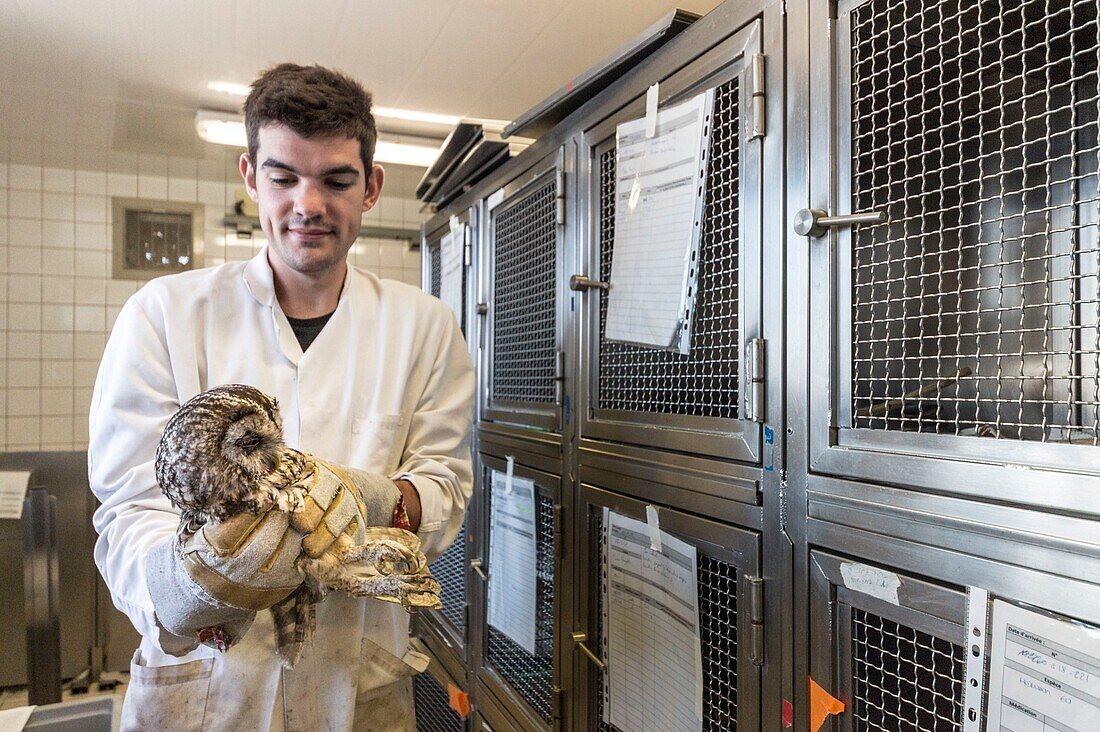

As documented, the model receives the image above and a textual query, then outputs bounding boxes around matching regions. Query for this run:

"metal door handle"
[793,208,887,238]
[470,559,488,581]
[569,274,609,292]
[571,632,606,670]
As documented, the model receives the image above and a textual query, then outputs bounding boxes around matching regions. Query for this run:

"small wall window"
[111,198,204,280]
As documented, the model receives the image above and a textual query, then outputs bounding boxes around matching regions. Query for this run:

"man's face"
[240,123,383,279]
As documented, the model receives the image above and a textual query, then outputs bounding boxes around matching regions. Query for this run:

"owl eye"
[235,433,264,451]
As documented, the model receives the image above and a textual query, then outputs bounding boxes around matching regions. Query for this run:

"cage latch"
[469,558,488,582]
[568,274,609,292]
[793,208,888,238]
[571,632,606,670]
[747,575,765,666]
[745,338,766,423]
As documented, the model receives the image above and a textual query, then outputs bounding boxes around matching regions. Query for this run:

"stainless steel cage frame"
[411,0,1100,728]
[575,20,766,464]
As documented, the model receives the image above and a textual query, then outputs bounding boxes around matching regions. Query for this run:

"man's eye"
[329,180,354,190]
[270,177,294,186]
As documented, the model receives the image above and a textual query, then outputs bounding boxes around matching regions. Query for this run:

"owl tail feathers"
[270,585,321,669]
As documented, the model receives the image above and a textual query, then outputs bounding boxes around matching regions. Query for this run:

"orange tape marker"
[447,683,470,719]
[809,676,846,732]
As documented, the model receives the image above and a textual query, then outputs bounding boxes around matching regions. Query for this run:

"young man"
[89,63,474,730]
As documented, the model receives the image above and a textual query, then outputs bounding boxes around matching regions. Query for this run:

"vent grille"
[413,672,465,732]
[430,523,467,637]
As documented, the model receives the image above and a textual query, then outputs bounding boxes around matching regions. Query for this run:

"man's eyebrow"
[260,159,360,177]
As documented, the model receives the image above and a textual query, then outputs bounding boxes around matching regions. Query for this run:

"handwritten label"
[987,600,1100,731]
[0,472,32,519]
[840,562,901,605]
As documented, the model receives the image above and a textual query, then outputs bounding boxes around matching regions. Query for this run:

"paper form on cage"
[605,89,715,354]
[986,599,1100,731]
[486,469,538,654]
[0,471,31,519]
[605,509,703,732]
[439,225,464,323]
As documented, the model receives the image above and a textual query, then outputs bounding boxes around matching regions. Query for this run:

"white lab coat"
[88,248,475,731]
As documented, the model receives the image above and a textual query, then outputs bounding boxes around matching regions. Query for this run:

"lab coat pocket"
[352,413,408,473]
[121,650,213,732]
[357,636,431,695]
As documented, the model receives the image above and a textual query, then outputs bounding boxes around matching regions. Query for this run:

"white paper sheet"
[439,224,464,323]
[605,510,702,732]
[0,471,31,520]
[605,89,715,353]
[486,469,538,654]
[0,705,36,731]
[986,600,1100,731]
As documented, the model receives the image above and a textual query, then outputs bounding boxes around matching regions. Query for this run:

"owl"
[155,383,441,666]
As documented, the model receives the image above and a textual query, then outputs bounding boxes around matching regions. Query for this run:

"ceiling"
[0,0,723,154]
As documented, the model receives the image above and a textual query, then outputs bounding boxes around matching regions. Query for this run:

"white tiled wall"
[0,138,428,452]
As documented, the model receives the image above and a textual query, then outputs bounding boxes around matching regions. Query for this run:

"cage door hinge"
[747,575,765,666]
[554,349,566,403]
[555,170,566,226]
[745,337,765,422]
[554,503,565,560]
[748,53,766,141]
[552,685,565,722]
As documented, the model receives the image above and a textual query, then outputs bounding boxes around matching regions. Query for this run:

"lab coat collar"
[242,246,356,311]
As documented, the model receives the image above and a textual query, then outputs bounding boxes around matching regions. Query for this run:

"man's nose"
[293,181,325,219]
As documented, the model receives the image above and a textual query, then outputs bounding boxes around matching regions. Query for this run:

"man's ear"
[362,164,385,213]
[240,153,259,202]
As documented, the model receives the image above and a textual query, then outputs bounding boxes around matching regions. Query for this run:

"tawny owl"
[155,384,441,666]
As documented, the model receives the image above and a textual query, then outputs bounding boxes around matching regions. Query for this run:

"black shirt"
[285,311,335,352]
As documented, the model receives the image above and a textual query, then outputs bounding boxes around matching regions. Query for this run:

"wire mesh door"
[484,159,562,432]
[579,21,764,462]
[807,0,1100,503]
[477,455,561,730]
[414,663,469,732]
[809,551,968,732]
[577,485,762,731]
[423,213,471,337]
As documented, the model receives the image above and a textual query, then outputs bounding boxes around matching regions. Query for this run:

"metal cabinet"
[803,0,1100,510]
[482,152,568,433]
[573,484,762,731]
[575,19,767,464]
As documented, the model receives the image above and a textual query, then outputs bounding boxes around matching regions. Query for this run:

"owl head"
[155,383,286,519]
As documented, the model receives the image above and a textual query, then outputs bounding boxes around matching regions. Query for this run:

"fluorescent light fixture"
[374,106,460,126]
[195,110,247,147]
[195,110,440,167]
[208,80,252,97]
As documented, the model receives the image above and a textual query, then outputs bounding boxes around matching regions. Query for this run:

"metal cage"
[575,484,762,731]
[423,211,472,336]
[483,156,564,433]
[577,20,766,462]
[809,550,968,732]
[476,454,562,729]
[414,665,469,732]
[806,0,1100,509]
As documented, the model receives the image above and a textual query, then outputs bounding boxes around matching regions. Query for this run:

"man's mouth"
[288,227,333,240]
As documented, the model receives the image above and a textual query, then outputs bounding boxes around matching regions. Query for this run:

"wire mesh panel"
[594,513,741,731]
[485,489,556,722]
[429,240,443,298]
[847,0,1100,444]
[850,609,966,732]
[596,77,741,419]
[414,671,466,732]
[491,181,558,405]
[430,523,467,639]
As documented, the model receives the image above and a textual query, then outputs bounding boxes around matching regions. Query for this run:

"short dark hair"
[244,63,377,172]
